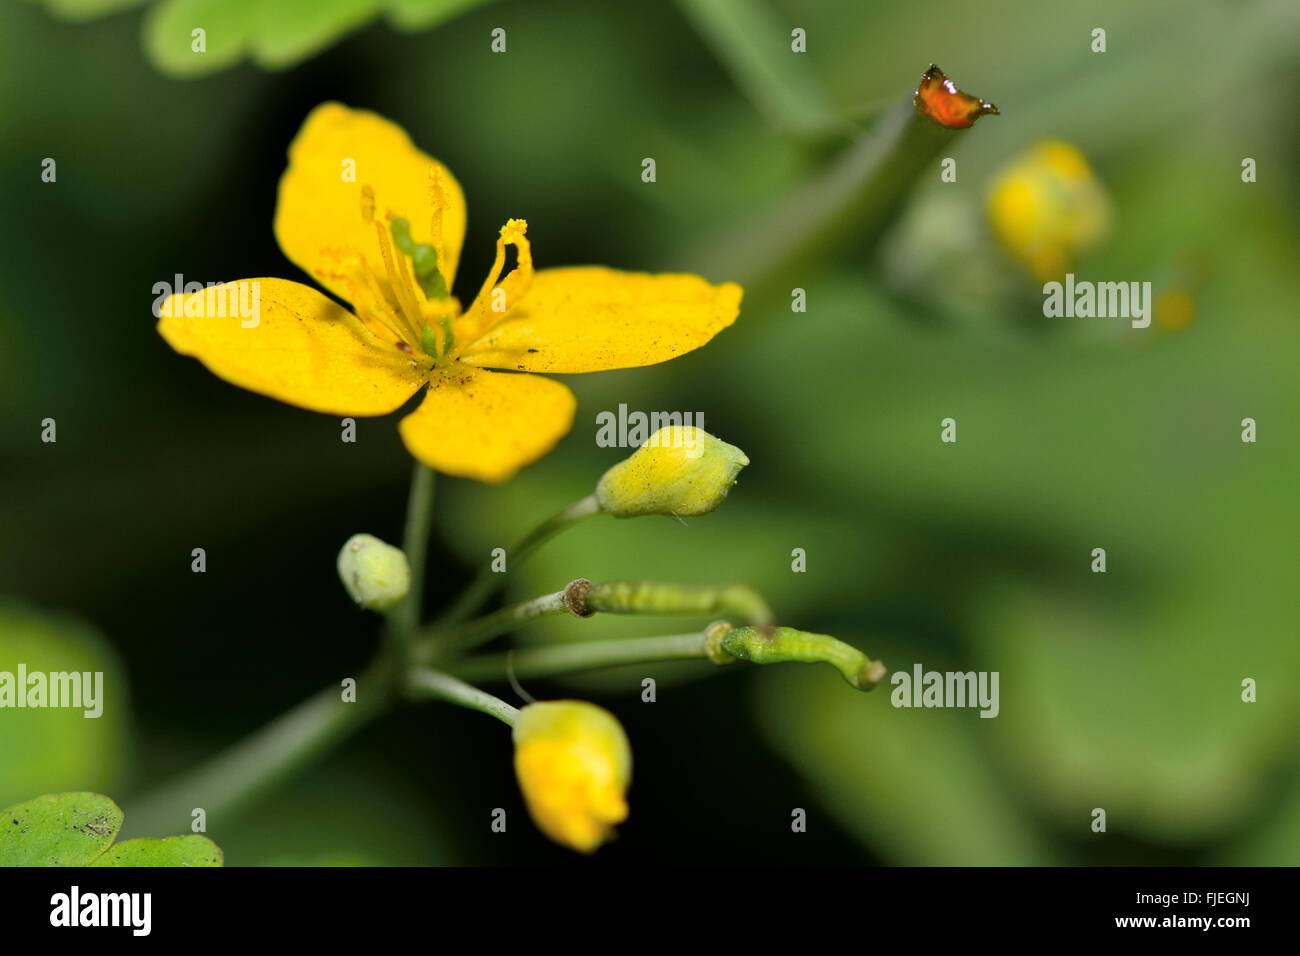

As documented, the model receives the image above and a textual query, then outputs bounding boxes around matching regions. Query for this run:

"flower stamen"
[453,218,533,355]
[360,186,424,343]
[315,248,416,352]
[427,166,447,270]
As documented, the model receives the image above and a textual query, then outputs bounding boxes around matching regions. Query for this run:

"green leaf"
[90,835,224,867]
[0,792,123,866]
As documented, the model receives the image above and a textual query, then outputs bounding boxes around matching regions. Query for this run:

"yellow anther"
[500,217,528,246]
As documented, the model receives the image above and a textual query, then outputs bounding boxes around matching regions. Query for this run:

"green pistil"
[420,323,441,359]
[391,217,449,301]
[419,318,456,364]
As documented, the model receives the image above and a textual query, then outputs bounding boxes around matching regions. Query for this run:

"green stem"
[120,660,391,839]
[451,632,712,685]
[688,90,962,299]
[407,668,520,726]
[437,494,601,625]
[419,588,573,661]
[394,463,436,649]
[421,578,776,663]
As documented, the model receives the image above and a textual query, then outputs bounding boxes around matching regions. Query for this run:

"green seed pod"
[595,426,749,518]
[336,533,410,611]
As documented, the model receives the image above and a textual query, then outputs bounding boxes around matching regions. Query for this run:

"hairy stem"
[437,494,601,625]
[419,588,573,660]
[451,632,712,685]
[407,668,520,726]
[688,92,958,299]
[120,660,391,839]
[393,463,436,652]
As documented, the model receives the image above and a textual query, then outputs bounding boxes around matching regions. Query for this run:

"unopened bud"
[336,533,410,611]
[595,426,748,518]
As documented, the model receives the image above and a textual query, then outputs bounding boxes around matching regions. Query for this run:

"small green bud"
[336,533,410,611]
[595,426,749,518]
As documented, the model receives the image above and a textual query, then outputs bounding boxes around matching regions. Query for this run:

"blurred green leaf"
[141,0,495,76]
[90,834,223,866]
[386,0,490,31]
[675,0,847,138]
[0,792,122,866]
[0,602,129,809]
[755,662,1051,864]
[23,0,145,20]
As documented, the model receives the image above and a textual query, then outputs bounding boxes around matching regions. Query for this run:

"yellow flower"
[157,103,742,482]
[986,140,1111,282]
[512,700,631,853]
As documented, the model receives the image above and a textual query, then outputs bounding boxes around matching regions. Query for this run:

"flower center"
[316,169,534,370]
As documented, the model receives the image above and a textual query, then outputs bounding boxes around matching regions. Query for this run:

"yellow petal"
[157,278,427,416]
[512,700,632,853]
[397,365,576,482]
[458,267,742,374]
[274,102,468,304]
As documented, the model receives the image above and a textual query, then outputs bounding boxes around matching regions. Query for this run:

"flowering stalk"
[420,586,579,660]
[406,669,519,726]
[437,494,601,626]
[121,659,392,839]
[691,64,998,298]
[421,577,774,660]
[452,632,712,684]
[450,623,886,691]
[394,464,435,646]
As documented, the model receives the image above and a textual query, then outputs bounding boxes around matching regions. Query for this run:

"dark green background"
[2,0,1297,864]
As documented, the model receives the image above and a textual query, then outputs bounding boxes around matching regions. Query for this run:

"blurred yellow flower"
[512,700,631,853]
[157,103,742,483]
[1154,288,1196,331]
[986,140,1112,282]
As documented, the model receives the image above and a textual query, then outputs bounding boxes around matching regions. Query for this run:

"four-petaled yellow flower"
[157,103,742,482]
[513,700,631,853]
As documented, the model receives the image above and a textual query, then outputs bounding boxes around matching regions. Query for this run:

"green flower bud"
[336,533,410,611]
[594,426,749,518]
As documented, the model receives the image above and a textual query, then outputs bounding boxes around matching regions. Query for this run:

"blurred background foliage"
[1,0,1297,864]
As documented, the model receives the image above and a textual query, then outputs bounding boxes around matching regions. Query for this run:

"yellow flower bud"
[336,533,410,611]
[512,700,631,853]
[595,426,749,518]
[986,140,1111,282]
